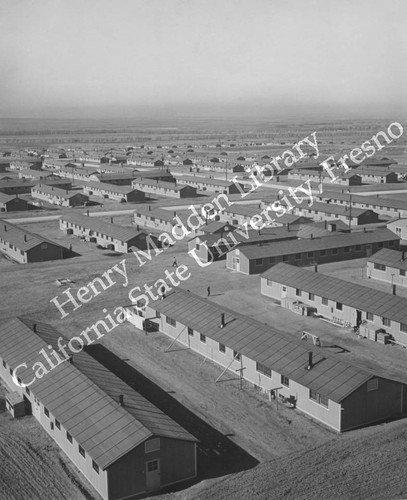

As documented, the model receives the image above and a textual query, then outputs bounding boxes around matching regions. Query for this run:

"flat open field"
[162,417,407,500]
[0,387,98,500]
[0,118,406,500]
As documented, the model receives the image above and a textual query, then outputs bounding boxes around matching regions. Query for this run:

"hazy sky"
[1,0,406,118]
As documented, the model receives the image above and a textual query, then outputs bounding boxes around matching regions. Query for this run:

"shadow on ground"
[85,344,259,486]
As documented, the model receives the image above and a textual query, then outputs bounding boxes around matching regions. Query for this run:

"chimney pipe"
[307,352,313,370]
[119,395,124,406]
[310,233,313,239]
[24,234,27,242]
[33,323,37,333]
[111,217,113,224]
[402,251,405,262]
[220,313,225,328]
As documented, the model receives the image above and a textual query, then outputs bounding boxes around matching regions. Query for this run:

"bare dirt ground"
[0,386,98,500]
[159,417,407,500]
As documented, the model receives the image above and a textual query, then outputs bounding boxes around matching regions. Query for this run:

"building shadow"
[84,344,259,484]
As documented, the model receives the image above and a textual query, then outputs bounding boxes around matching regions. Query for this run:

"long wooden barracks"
[133,288,407,432]
[0,319,197,500]
[261,263,407,346]
[60,213,158,253]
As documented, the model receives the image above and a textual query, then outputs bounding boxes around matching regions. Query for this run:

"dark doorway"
[356,310,362,326]
[23,395,32,415]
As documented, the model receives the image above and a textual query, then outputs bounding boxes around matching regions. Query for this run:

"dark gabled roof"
[60,213,148,243]
[147,289,380,403]
[0,192,16,204]
[0,319,195,470]
[368,248,407,271]
[238,228,399,260]
[134,206,189,226]
[355,168,398,177]
[262,263,407,324]
[132,179,193,191]
[91,172,139,181]
[0,219,66,252]
[318,191,407,211]
[293,201,377,218]
[0,178,71,190]
[197,220,236,234]
[32,184,86,200]
[191,225,298,246]
[83,181,140,195]
[177,175,237,188]
[134,170,174,180]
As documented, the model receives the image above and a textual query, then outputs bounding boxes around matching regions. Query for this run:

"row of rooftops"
[131,178,192,191]
[236,228,399,260]
[0,219,64,252]
[317,191,407,211]
[262,262,407,325]
[0,318,196,471]
[368,247,407,271]
[60,213,147,243]
[147,288,386,403]
[32,184,85,200]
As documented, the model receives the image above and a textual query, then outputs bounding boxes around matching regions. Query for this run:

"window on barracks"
[322,297,328,305]
[255,258,263,265]
[233,351,241,361]
[367,378,379,392]
[66,432,73,444]
[336,302,343,311]
[296,288,302,297]
[400,270,406,277]
[92,461,99,474]
[309,390,328,407]
[188,327,194,336]
[200,333,206,343]
[382,317,391,327]
[256,362,271,378]
[166,316,176,327]
[281,375,289,387]
[79,445,85,458]
[366,312,374,321]
[308,293,315,301]
[374,263,386,271]
[219,343,226,353]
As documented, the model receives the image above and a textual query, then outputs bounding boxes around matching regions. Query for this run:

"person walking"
[207,286,211,297]
[172,257,178,267]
